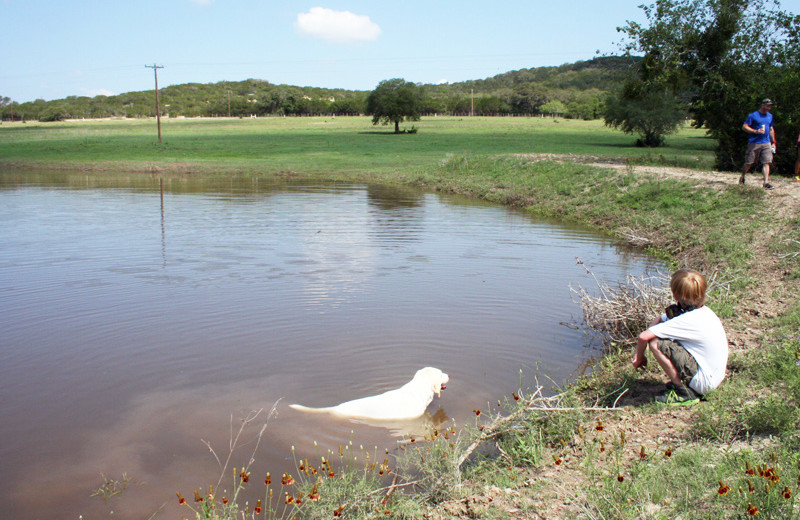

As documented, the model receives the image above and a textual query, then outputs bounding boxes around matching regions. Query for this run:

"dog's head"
[415,367,449,398]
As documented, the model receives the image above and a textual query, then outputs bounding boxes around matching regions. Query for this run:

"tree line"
[605,0,800,173]
[0,57,633,123]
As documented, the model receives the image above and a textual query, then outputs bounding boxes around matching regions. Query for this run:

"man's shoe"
[764,182,774,190]
[738,176,745,185]
[656,385,700,406]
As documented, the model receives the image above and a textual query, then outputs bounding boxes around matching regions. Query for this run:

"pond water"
[0,171,662,519]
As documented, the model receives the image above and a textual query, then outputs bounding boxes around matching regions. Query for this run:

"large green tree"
[617,0,800,170]
[366,79,422,133]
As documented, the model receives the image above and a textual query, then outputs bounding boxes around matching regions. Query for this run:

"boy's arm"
[632,329,658,369]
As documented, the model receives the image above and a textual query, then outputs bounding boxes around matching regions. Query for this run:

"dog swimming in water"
[289,367,449,421]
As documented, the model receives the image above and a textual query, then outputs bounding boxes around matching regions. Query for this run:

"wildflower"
[512,392,520,401]
[748,480,755,493]
[254,500,262,514]
[619,431,626,445]
[783,486,792,499]
[308,483,320,501]
[328,470,335,478]
[295,493,303,505]
[617,474,625,482]
[282,472,294,486]
[745,461,755,476]
[600,440,605,453]
[265,472,272,486]
[176,492,186,505]
[333,505,345,516]
[664,447,672,458]
[746,503,758,516]
[240,469,250,483]
[194,490,204,502]
[718,481,731,496]
[639,446,647,461]
[595,420,604,432]
[285,493,293,505]
[552,454,562,466]
[474,409,481,416]
[222,497,229,505]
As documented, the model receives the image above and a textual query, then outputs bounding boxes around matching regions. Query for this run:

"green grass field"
[0,116,716,174]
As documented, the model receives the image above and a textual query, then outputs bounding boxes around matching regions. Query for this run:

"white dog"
[289,367,449,421]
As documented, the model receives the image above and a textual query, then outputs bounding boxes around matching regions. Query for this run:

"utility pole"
[227,90,231,118]
[145,64,164,142]
[470,89,474,117]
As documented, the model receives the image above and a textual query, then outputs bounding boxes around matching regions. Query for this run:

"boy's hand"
[632,353,648,369]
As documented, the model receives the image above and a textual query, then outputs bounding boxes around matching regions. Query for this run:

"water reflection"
[0,171,664,520]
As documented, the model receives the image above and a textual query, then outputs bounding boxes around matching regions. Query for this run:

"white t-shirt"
[649,306,728,394]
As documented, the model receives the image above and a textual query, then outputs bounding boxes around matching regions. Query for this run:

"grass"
[0,116,717,174]
[5,116,798,518]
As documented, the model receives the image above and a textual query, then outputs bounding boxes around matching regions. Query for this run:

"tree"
[617,0,800,170]
[366,79,422,133]
[604,83,685,147]
[540,100,567,117]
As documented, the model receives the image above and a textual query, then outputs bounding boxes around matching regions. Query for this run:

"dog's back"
[289,367,448,421]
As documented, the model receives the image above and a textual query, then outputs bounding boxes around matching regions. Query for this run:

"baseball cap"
[762,98,774,105]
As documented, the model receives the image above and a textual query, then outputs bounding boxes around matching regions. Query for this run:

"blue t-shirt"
[744,110,773,144]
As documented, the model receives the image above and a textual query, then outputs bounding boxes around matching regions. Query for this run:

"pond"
[0,171,662,519]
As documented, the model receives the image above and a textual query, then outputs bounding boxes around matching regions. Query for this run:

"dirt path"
[432,155,800,519]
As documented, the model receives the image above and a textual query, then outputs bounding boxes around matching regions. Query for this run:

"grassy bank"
[4,117,798,519]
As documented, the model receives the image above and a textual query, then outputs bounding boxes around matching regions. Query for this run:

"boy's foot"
[656,385,700,406]
[764,182,774,190]
[738,176,745,184]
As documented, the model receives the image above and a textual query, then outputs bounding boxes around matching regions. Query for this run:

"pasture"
[0,116,716,174]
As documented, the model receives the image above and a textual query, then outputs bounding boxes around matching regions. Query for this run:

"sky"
[3,0,799,104]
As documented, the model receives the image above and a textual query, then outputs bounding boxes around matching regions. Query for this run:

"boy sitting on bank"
[632,269,728,405]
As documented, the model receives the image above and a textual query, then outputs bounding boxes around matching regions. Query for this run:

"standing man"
[739,98,776,190]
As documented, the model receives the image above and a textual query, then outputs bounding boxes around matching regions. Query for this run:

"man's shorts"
[745,142,773,165]
[657,339,699,386]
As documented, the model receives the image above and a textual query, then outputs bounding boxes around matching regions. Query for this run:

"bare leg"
[646,339,682,385]
[763,163,771,186]
[739,163,753,183]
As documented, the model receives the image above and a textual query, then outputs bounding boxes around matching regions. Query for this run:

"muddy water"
[0,172,661,519]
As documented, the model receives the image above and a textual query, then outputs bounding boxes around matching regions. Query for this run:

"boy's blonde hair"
[670,269,707,307]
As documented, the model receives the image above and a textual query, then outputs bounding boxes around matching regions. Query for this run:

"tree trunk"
[394,120,400,134]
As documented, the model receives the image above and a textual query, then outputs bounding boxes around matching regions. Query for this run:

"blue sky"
[3,0,798,103]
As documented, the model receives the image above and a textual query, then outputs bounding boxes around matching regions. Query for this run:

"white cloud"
[296,7,381,44]
[437,79,450,85]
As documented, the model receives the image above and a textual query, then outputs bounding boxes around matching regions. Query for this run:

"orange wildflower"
[718,481,731,495]
[176,492,186,505]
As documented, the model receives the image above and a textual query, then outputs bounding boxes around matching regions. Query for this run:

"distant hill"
[4,56,638,122]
